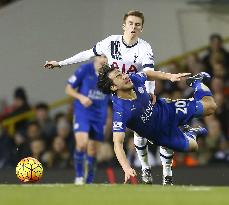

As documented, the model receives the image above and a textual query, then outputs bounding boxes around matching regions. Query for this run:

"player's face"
[123,15,143,38]
[210,38,222,51]
[109,69,133,92]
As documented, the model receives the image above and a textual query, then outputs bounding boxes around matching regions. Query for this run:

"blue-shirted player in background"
[65,55,109,185]
[97,65,217,183]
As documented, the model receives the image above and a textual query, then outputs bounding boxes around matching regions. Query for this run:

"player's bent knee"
[87,141,97,156]
[187,138,198,152]
[201,97,217,116]
[76,139,88,151]
[76,143,87,152]
[75,132,89,151]
[134,133,147,146]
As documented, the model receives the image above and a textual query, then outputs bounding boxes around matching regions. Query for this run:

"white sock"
[160,146,174,176]
[134,132,150,170]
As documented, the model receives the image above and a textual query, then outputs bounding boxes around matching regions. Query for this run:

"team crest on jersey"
[138,87,144,94]
[111,41,122,60]
[133,54,138,63]
[113,121,123,130]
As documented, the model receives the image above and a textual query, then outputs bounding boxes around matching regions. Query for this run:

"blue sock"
[86,156,96,184]
[192,81,212,101]
[74,150,85,178]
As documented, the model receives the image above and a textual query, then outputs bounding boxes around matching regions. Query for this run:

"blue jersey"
[67,62,109,123]
[112,73,197,151]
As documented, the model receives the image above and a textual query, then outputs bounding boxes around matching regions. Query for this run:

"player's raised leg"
[186,72,217,117]
[180,72,216,152]
[134,132,153,184]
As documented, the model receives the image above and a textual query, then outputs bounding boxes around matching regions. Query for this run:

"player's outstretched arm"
[113,132,137,183]
[44,49,95,69]
[143,69,191,82]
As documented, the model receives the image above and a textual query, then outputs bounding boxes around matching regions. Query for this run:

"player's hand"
[123,167,137,184]
[79,95,93,107]
[170,73,191,82]
[149,93,156,104]
[44,61,61,69]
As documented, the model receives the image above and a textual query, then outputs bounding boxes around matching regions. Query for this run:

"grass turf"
[0,184,229,205]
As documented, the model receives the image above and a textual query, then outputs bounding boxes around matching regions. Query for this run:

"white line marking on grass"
[187,187,212,191]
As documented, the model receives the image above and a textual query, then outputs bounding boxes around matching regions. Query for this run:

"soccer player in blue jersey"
[44,10,207,184]
[65,55,109,185]
[44,10,174,184]
[97,65,217,183]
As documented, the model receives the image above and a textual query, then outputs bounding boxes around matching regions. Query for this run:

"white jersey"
[59,35,156,93]
[93,35,155,93]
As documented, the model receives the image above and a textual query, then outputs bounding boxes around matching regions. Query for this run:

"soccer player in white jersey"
[44,10,174,185]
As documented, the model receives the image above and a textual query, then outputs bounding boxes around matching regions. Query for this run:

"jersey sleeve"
[142,43,155,69]
[112,107,127,133]
[67,66,87,88]
[93,35,112,56]
[59,49,95,66]
[130,72,148,85]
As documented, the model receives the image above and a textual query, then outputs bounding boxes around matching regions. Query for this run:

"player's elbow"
[202,97,217,116]
[143,69,156,81]
[113,137,124,145]
[113,140,124,157]
[187,138,198,152]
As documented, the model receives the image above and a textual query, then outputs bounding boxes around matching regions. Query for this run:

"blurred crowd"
[0,0,18,7]
[0,33,228,169]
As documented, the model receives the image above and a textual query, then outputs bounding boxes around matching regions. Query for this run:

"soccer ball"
[16,157,43,182]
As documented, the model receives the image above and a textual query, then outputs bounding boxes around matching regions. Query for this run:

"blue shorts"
[151,98,198,152]
[73,113,105,142]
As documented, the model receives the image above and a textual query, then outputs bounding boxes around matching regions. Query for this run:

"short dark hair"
[97,64,116,94]
[123,10,145,26]
[210,33,222,42]
[35,102,49,110]
[14,87,27,102]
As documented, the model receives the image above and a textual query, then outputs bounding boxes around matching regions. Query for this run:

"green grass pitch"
[0,184,229,205]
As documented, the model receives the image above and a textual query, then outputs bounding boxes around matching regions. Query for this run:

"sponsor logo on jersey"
[140,102,154,123]
[112,62,137,74]
[88,90,106,100]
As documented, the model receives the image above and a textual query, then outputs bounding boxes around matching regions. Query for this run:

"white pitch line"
[187,187,212,191]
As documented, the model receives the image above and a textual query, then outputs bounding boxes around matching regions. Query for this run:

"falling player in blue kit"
[44,10,167,184]
[97,64,217,183]
[65,55,109,185]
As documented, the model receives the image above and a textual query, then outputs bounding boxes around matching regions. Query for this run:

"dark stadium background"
[0,0,229,185]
